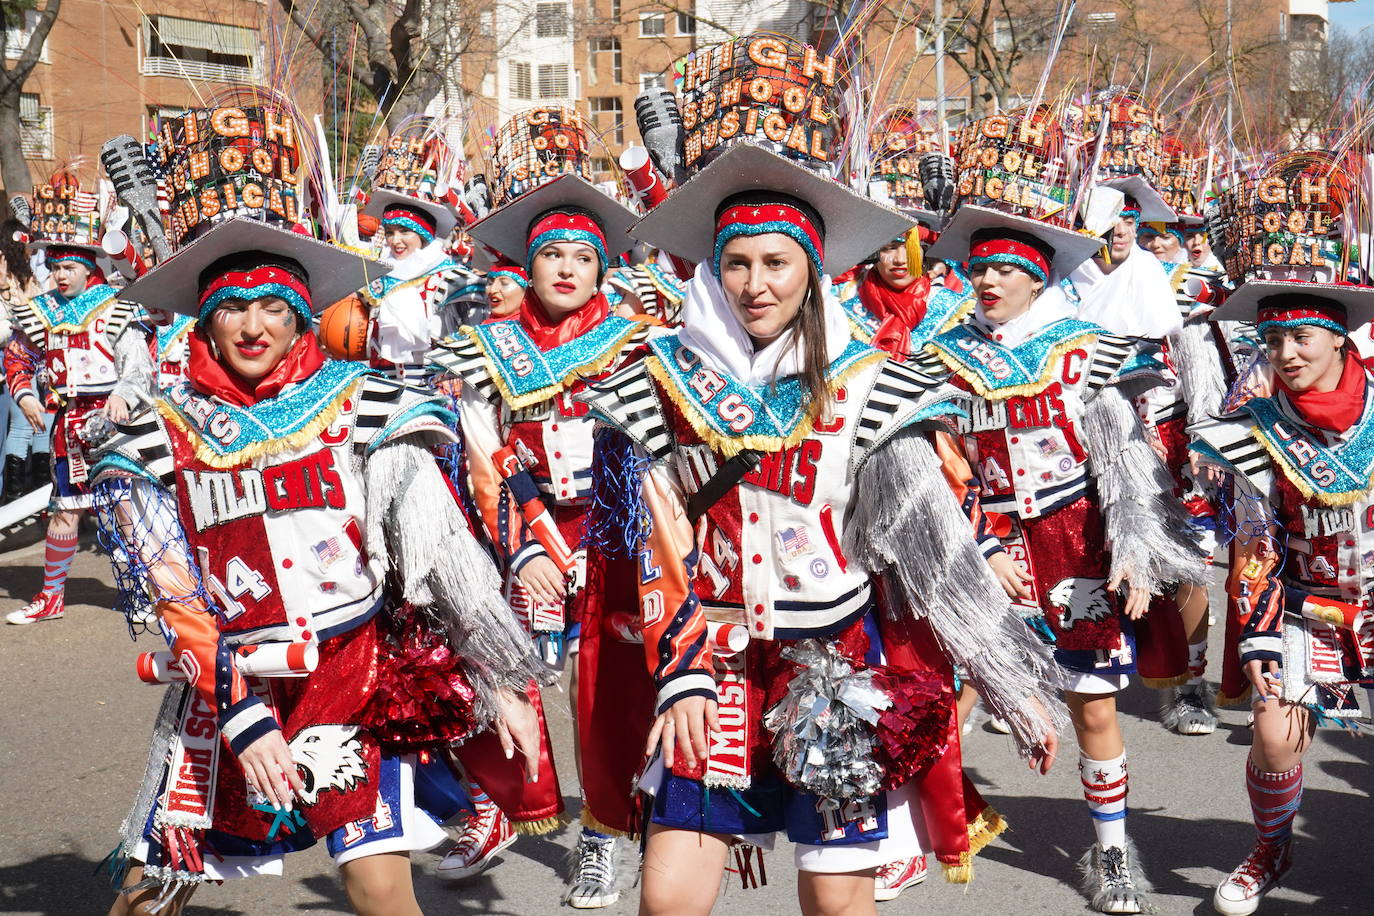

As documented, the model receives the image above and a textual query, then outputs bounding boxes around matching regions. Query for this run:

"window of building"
[141,15,258,82]
[510,61,533,99]
[538,63,571,98]
[535,1,569,38]
[20,93,52,159]
[676,12,697,34]
[639,12,666,37]
[610,0,621,19]
[640,72,667,92]
[589,96,624,145]
[921,27,968,54]
[591,156,615,181]
[591,36,622,82]
[4,10,50,61]
[916,97,970,125]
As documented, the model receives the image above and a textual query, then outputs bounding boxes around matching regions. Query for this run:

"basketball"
[318,294,370,361]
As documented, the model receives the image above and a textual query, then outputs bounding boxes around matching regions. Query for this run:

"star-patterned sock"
[1081,752,1128,848]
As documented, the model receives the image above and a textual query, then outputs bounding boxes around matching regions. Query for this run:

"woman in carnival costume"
[484,256,528,322]
[924,108,1207,915]
[427,169,654,906]
[582,136,1065,915]
[1,215,47,502]
[844,110,973,361]
[89,102,545,916]
[1067,95,1224,736]
[360,121,476,381]
[1188,150,1374,916]
[3,172,154,624]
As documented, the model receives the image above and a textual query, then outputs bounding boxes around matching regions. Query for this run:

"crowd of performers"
[4,33,1374,916]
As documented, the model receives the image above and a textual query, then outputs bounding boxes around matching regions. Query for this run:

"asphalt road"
[1,534,1370,915]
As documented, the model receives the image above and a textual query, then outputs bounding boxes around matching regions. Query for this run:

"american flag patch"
[776,526,811,558]
[312,537,344,569]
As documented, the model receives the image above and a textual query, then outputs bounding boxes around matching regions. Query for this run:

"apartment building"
[5,0,317,190]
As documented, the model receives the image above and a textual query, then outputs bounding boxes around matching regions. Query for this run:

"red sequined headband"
[526,210,609,269]
[713,202,824,275]
[968,237,1051,283]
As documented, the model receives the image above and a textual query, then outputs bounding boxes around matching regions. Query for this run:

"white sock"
[1187,639,1208,686]
[1080,752,1128,848]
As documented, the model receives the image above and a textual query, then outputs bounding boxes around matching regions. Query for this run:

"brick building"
[4,0,318,193]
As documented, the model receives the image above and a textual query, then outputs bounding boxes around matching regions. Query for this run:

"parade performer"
[148,310,195,391]
[581,40,1064,908]
[361,120,475,381]
[845,106,972,360]
[89,101,545,916]
[484,256,528,321]
[1068,94,1219,734]
[3,172,153,625]
[1190,150,1374,916]
[925,108,1207,914]
[427,117,653,903]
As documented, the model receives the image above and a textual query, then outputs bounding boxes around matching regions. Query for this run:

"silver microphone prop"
[99,134,172,263]
[634,89,686,187]
[357,144,381,183]
[9,195,31,226]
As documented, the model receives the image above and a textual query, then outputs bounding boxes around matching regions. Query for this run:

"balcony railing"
[141,55,259,83]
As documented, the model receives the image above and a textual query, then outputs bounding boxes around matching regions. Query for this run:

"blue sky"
[1329,1,1374,33]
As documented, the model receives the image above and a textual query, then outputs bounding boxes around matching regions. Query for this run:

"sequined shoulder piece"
[90,409,178,488]
[577,356,676,461]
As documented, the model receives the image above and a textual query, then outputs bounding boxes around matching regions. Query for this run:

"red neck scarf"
[518,289,610,350]
[1277,349,1369,433]
[858,268,932,361]
[187,329,329,408]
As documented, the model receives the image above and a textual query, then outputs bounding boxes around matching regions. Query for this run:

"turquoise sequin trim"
[197,284,312,325]
[382,215,435,243]
[527,228,608,272]
[968,252,1046,283]
[1256,317,1347,336]
[929,318,1104,393]
[156,314,195,354]
[1245,394,1374,500]
[644,334,878,443]
[30,284,116,330]
[468,315,639,401]
[89,451,159,483]
[163,360,373,458]
[368,258,461,298]
[488,269,529,288]
[367,400,456,454]
[712,220,822,277]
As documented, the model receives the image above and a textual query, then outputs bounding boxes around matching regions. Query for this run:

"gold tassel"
[511,812,571,836]
[967,805,1007,855]
[578,809,628,838]
[942,852,974,884]
[904,229,924,278]
[1140,673,1192,689]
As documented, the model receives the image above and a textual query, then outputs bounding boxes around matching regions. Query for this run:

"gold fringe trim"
[1251,423,1372,507]
[462,319,648,410]
[939,297,977,335]
[158,380,361,469]
[646,349,888,459]
[511,812,571,836]
[578,808,629,838]
[1168,261,1192,294]
[929,331,1099,400]
[1218,684,1253,708]
[967,805,1007,856]
[1141,673,1192,689]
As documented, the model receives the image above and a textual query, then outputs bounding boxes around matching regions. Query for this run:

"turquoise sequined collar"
[842,278,974,352]
[465,315,644,409]
[645,333,885,455]
[29,284,117,332]
[160,360,373,465]
[927,318,1103,398]
[1244,390,1374,506]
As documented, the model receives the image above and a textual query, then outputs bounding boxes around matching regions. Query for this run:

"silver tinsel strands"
[764,640,891,801]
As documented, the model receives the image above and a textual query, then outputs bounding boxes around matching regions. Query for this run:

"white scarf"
[1069,247,1181,337]
[676,262,852,389]
[970,283,1078,348]
[373,242,452,364]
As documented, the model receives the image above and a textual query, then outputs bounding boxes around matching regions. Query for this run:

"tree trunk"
[0,93,32,199]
